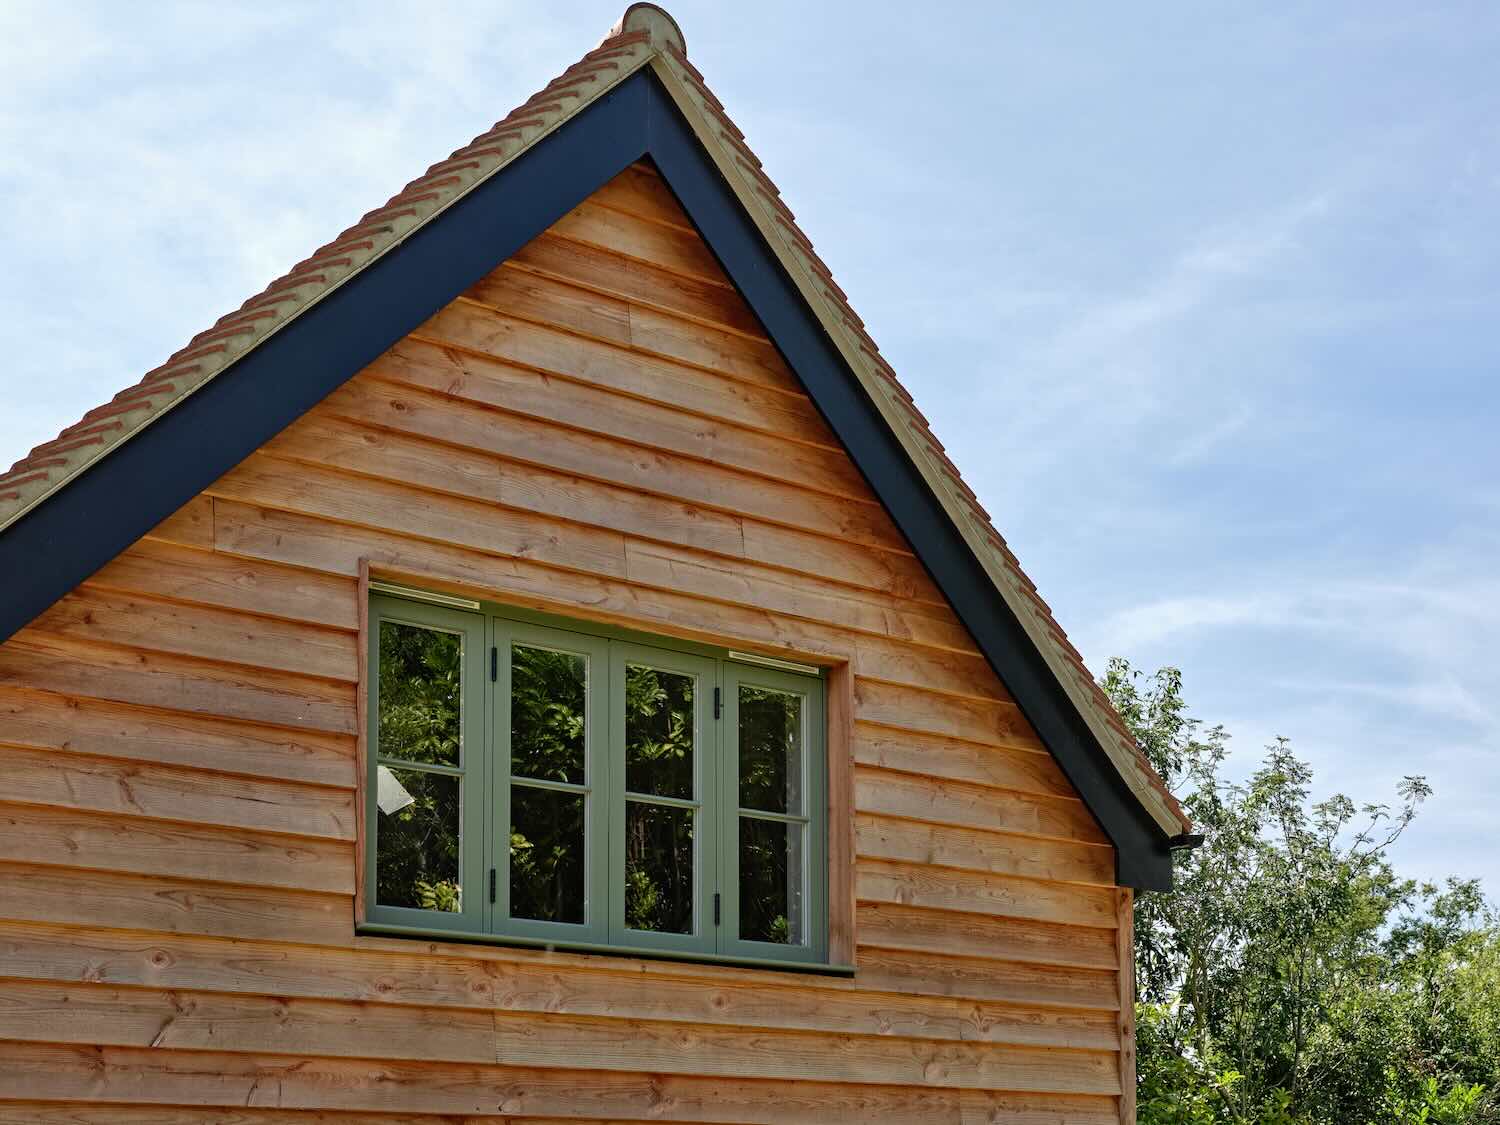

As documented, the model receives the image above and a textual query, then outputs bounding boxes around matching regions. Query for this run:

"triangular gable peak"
[0,4,1188,886]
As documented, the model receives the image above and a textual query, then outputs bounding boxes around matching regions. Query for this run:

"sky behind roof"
[2,2,1496,891]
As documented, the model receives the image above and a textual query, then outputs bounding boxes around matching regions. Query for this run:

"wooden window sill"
[357,920,856,977]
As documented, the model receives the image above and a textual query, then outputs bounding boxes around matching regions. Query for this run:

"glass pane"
[378,620,463,767]
[738,686,803,814]
[511,643,587,785]
[510,785,586,924]
[625,800,694,934]
[739,816,804,944]
[624,664,695,799]
[376,767,461,912]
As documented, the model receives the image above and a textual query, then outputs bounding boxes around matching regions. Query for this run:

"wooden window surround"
[355,561,856,972]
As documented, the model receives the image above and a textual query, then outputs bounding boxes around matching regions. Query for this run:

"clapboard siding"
[364,337,872,500]
[410,303,841,451]
[0,165,1131,1121]
[87,537,359,629]
[0,804,353,893]
[0,744,353,839]
[0,1043,1123,1124]
[0,631,356,734]
[0,686,354,787]
[26,585,357,683]
[854,812,1115,885]
[0,979,1120,1091]
[312,376,906,552]
[0,862,351,945]
[853,723,1069,796]
[856,902,1119,969]
[0,920,1119,1049]
[207,497,973,648]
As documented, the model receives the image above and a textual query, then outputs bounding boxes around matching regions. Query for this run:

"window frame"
[609,641,720,955]
[718,661,828,965]
[364,596,489,936]
[490,616,611,945]
[362,588,832,969]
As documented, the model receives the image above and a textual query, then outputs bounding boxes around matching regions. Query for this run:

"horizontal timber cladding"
[0,166,1128,1120]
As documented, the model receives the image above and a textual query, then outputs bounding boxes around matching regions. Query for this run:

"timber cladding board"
[362,336,873,501]
[0,40,1143,1125]
[0,684,355,787]
[0,920,1122,1046]
[0,1044,1124,1124]
[0,977,1122,1092]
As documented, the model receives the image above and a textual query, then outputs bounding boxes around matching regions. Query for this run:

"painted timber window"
[366,590,828,966]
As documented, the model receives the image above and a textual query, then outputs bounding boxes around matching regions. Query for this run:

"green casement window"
[366,590,828,966]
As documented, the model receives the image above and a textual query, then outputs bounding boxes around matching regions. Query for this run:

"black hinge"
[489,868,497,903]
[490,646,498,682]
[713,892,721,926]
[713,686,721,719]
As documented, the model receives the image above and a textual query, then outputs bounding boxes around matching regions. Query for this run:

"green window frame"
[365,590,829,968]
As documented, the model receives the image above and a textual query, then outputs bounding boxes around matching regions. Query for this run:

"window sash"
[365,593,827,966]
[491,618,611,944]
[608,642,719,955]
[365,596,489,935]
[718,662,827,964]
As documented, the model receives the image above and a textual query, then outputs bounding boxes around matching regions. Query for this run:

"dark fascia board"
[0,69,1174,889]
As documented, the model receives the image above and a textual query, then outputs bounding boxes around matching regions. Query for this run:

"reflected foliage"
[626,799,694,933]
[625,664,694,798]
[376,767,461,912]
[510,784,585,923]
[738,686,801,814]
[511,644,586,784]
[375,621,464,912]
[622,664,697,934]
[740,815,800,944]
[509,643,589,923]
[377,621,461,767]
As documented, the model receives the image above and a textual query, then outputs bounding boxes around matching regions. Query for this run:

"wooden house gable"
[0,164,1139,1118]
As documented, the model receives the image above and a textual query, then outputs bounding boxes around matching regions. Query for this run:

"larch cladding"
[0,164,1132,1124]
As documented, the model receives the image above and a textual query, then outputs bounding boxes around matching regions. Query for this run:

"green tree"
[1104,659,1500,1124]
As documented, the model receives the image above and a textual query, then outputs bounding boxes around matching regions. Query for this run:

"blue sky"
[3,2,1496,891]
